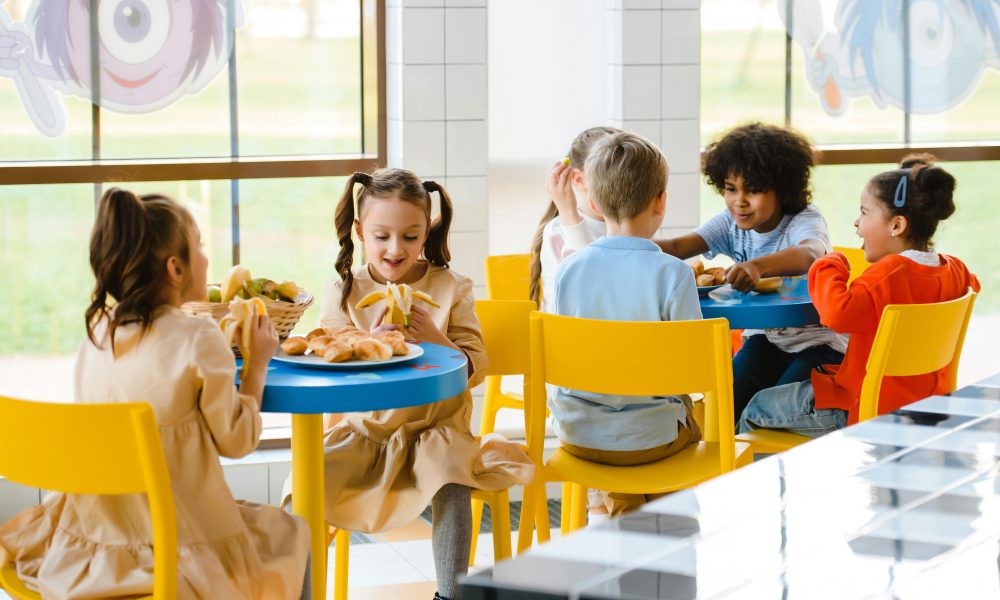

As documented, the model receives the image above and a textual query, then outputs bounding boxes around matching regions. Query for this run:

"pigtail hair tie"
[422,180,438,193]
[354,172,372,186]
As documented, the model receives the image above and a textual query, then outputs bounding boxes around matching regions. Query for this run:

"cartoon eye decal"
[98,0,171,65]
[908,0,954,69]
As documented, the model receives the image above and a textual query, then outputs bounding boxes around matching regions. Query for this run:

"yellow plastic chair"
[0,397,176,600]
[516,313,753,550]
[485,254,532,301]
[736,288,978,454]
[328,302,535,597]
[833,245,871,283]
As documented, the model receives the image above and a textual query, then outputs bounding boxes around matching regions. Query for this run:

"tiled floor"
[0,503,565,600]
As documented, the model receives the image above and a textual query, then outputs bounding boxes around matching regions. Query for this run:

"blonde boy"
[551,132,703,517]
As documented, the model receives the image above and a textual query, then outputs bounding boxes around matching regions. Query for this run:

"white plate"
[271,342,424,369]
[697,284,725,297]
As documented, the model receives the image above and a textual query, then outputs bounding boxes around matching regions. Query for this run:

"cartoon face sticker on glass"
[0,0,243,136]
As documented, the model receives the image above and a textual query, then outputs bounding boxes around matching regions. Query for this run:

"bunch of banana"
[219,296,268,378]
[212,265,301,303]
[355,283,439,327]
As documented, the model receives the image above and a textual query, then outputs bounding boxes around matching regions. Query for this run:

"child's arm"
[727,238,827,292]
[808,252,879,334]
[195,319,275,459]
[409,279,486,385]
[655,233,709,260]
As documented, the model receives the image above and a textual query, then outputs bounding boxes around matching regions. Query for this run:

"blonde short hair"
[584,132,668,221]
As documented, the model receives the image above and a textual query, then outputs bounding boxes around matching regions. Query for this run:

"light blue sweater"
[552,236,702,451]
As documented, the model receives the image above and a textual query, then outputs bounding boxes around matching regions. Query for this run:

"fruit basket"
[182,290,313,340]
[180,266,314,340]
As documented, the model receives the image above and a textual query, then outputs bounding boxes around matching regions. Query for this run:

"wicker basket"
[181,290,314,339]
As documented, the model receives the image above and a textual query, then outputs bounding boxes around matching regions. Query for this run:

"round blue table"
[699,277,820,329]
[255,343,468,600]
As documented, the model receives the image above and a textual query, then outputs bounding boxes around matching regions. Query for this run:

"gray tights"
[432,483,471,599]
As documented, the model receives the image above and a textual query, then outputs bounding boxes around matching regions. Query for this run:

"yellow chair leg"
[334,528,350,600]
[535,486,550,544]
[469,497,484,566]
[490,490,512,562]
[516,483,541,553]
[560,481,572,535]
[479,378,501,435]
[569,483,588,532]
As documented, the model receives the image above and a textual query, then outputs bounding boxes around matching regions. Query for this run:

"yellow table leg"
[293,413,327,600]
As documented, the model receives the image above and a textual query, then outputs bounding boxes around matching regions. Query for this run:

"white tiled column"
[386,0,489,290]
[607,0,701,239]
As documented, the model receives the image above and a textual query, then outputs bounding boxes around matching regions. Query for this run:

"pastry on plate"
[323,341,354,363]
[353,338,393,361]
[280,336,308,355]
[376,330,409,356]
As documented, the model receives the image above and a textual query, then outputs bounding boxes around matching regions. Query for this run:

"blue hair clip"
[893,174,907,208]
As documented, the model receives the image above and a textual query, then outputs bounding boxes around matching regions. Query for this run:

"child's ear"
[165,256,185,288]
[353,219,364,241]
[654,190,667,216]
[587,196,604,218]
[891,214,909,237]
[571,169,587,190]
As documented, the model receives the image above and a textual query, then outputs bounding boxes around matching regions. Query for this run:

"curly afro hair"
[702,122,817,215]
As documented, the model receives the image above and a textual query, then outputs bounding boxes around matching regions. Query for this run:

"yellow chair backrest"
[528,312,735,471]
[485,254,532,301]
[0,397,177,599]
[833,246,870,283]
[475,300,535,377]
[858,288,977,421]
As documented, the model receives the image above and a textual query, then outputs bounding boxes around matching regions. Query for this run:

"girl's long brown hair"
[529,126,620,305]
[334,168,454,311]
[85,188,193,351]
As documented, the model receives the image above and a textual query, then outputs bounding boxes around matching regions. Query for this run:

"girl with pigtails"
[285,168,532,600]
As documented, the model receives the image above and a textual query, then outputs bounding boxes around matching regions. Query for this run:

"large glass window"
[701,0,999,384]
[0,0,384,439]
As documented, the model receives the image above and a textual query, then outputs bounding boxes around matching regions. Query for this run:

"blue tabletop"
[252,343,468,415]
[699,276,820,329]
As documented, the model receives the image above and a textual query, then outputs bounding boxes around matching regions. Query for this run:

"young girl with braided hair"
[293,168,532,600]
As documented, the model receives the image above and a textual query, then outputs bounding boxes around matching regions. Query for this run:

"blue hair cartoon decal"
[780,0,1000,116]
[0,0,243,136]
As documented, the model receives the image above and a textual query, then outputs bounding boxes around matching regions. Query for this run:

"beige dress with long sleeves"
[0,307,310,600]
[287,263,533,533]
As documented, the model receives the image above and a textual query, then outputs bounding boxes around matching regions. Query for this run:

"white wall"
[487,1,609,255]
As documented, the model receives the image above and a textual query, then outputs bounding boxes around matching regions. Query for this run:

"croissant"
[696,273,716,287]
[323,342,354,363]
[705,267,726,285]
[691,259,705,276]
[280,336,308,355]
[376,330,409,356]
[333,331,367,348]
[306,327,327,341]
[353,338,393,361]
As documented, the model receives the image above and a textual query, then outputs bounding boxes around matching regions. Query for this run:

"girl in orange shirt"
[737,154,980,436]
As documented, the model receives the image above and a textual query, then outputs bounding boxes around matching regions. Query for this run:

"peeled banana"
[216,265,300,303]
[219,296,268,378]
[355,283,440,327]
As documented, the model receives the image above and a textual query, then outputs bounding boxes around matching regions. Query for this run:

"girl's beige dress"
[285,263,533,533]
[0,307,310,599]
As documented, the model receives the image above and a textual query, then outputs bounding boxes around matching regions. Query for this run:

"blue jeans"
[732,335,844,423]
[737,380,848,438]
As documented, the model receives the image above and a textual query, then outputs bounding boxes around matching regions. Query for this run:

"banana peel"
[219,296,268,378]
[355,283,440,328]
[221,265,252,302]
[274,280,300,302]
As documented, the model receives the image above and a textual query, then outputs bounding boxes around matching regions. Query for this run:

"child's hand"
[246,312,279,368]
[407,305,452,347]
[726,261,763,293]
[369,307,402,336]
[546,161,580,226]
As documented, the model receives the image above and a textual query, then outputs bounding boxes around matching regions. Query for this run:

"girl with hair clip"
[0,189,311,599]
[738,154,981,437]
[298,168,532,600]
[530,126,620,311]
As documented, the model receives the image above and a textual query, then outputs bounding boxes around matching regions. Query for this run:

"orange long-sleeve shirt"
[808,251,980,424]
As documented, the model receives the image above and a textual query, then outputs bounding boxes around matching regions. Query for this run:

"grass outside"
[1,24,998,356]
